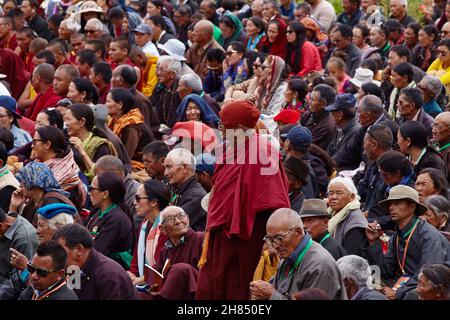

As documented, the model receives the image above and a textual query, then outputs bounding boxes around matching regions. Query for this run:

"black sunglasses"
[27,263,58,277]
[88,185,101,192]
[135,195,149,202]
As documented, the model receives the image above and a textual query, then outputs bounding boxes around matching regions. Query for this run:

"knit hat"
[219,100,261,129]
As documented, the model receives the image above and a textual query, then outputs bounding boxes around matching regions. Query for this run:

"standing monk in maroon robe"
[196,100,290,300]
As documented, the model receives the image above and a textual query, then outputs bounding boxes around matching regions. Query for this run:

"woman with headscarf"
[86,172,134,270]
[11,162,75,227]
[176,94,219,128]
[261,19,287,60]
[128,180,171,285]
[218,13,246,49]
[286,21,322,78]
[0,48,30,100]
[254,55,288,116]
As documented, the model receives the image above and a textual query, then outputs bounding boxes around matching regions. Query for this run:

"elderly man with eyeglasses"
[141,205,204,300]
[431,111,450,175]
[250,208,346,300]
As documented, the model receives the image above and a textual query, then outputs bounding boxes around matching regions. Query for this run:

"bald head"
[33,63,55,84]
[193,20,214,45]
[267,208,304,231]
[436,112,450,125]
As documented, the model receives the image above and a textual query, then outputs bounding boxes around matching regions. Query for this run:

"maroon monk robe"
[145,229,204,300]
[196,132,290,300]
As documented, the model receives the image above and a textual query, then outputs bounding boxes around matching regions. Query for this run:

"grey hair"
[425,195,450,222]
[157,55,181,75]
[94,155,125,174]
[394,0,408,7]
[268,208,304,231]
[420,75,443,99]
[180,74,203,93]
[337,255,373,288]
[40,214,74,231]
[85,18,104,32]
[328,177,361,201]
[166,148,196,171]
[160,205,186,223]
[60,18,80,32]
[359,95,384,117]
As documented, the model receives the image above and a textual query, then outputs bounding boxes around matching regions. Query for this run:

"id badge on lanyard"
[392,274,411,291]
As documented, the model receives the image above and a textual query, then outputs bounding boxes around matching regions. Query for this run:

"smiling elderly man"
[431,112,450,174]
[250,208,347,300]
[164,148,206,231]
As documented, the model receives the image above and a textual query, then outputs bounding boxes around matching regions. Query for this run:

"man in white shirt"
[133,23,159,57]
[305,0,336,32]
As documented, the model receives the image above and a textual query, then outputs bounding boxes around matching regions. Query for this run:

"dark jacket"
[363,218,450,300]
[132,88,161,140]
[289,190,305,213]
[301,110,336,152]
[328,118,361,171]
[18,281,78,300]
[298,154,320,199]
[398,108,434,139]
[413,147,448,180]
[352,286,388,300]
[326,43,361,77]
[336,9,364,28]
[150,80,181,128]
[73,248,138,300]
[28,14,54,41]
[315,232,347,261]
[158,31,177,46]
[172,176,207,231]
[357,161,395,230]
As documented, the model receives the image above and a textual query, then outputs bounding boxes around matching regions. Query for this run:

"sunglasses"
[27,263,58,277]
[286,30,294,34]
[135,195,149,202]
[88,185,101,192]
[226,50,238,56]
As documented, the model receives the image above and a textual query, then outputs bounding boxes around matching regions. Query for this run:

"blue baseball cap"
[325,93,356,112]
[0,95,21,119]
[195,153,216,175]
[133,23,152,34]
[281,125,312,149]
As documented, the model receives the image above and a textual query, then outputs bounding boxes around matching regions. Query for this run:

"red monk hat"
[273,109,300,124]
[219,100,261,129]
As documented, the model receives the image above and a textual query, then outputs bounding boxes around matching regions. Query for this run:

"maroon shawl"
[0,48,30,100]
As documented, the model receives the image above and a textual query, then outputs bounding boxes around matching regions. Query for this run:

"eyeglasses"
[431,122,450,131]
[88,185,101,192]
[286,30,294,34]
[226,50,238,56]
[162,211,187,224]
[32,138,43,145]
[135,195,149,202]
[263,226,299,246]
[0,113,10,118]
[27,263,58,277]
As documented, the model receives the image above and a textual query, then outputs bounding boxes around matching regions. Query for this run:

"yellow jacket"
[142,55,158,97]
[427,58,450,94]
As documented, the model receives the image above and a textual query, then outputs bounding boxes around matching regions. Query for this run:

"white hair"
[180,74,202,93]
[392,0,407,7]
[160,205,186,223]
[85,18,107,33]
[166,148,196,171]
[421,75,443,98]
[328,177,360,201]
[60,18,80,32]
[157,55,182,75]
[336,255,373,288]
[41,213,74,231]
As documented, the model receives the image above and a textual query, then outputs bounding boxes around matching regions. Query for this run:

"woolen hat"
[299,199,331,218]
[219,100,261,129]
[378,185,428,215]
[273,109,301,124]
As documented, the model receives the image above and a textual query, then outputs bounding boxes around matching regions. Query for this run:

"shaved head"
[195,20,214,35]
[267,208,304,231]
[436,112,450,126]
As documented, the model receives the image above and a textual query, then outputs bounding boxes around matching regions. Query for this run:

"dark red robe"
[196,133,290,300]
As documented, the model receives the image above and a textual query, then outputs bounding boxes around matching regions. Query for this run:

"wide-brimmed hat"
[299,199,331,218]
[157,39,187,61]
[378,185,428,215]
[78,1,104,15]
[349,68,380,88]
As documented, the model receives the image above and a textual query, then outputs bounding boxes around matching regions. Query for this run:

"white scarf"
[328,199,361,237]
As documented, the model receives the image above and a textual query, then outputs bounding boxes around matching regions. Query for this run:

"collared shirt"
[10,125,32,153]
[142,41,160,57]
[157,30,167,44]
[285,233,311,267]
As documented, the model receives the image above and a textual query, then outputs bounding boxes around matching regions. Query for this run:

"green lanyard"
[402,218,420,239]
[0,168,10,178]
[98,204,118,219]
[280,238,313,280]
[439,142,450,152]
[319,232,331,245]
[410,148,427,167]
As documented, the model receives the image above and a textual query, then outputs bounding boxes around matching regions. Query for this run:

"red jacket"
[290,41,323,77]
[27,86,62,121]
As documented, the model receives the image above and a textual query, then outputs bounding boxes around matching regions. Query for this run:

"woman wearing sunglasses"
[427,39,450,95]
[85,172,134,270]
[127,180,171,286]
[222,41,247,91]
